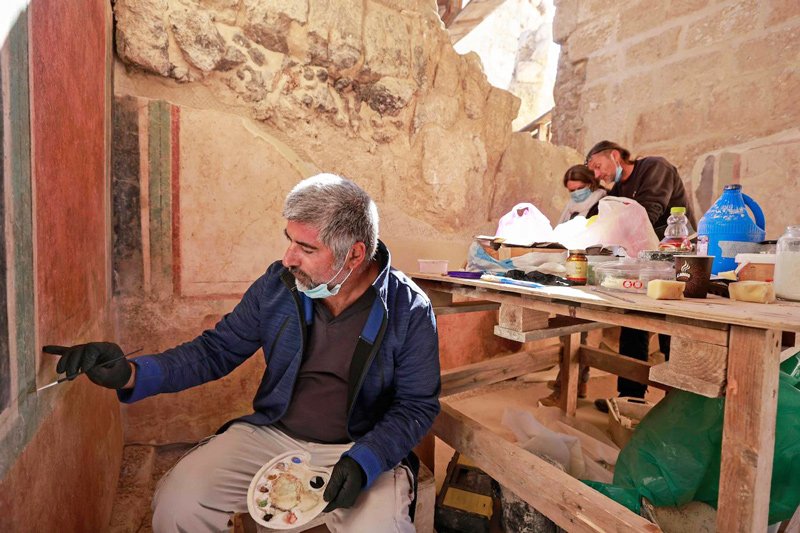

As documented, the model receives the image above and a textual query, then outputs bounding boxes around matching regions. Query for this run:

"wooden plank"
[498,304,549,331]
[777,504,800,533]
[426,288,453,307]
[665,314,729,331]
[493,316,610,342]
[648,362,723,398]
[448,0,507,43]
[580,346,669,390]
[560,332,581,416]
[433,301,499,316]
[433,403,662,532]
[441,347,559,397]
[414,279,730,346]
[411,274,800,333]
[668,337,727,385]
[717,326,781,532]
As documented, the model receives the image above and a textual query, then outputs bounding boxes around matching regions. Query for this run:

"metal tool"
[36,347,143,392]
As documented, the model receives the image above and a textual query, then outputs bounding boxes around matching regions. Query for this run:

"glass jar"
[566,249,588,285]
[774,225,800,301]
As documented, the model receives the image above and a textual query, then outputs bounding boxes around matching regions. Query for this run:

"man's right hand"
[43,342,132,390]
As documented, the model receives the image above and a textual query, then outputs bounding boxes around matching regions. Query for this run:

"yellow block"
[442,487,493,518]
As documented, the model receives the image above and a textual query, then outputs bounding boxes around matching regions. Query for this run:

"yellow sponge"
[729,281,775,303]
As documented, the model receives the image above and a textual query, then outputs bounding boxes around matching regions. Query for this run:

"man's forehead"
[285,221,323,247]
[586,150,610,166]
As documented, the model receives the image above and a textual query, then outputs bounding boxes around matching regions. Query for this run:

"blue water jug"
[697,184,765,274]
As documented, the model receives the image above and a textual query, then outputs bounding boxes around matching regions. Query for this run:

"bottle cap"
[568,249,587,255]
[670,207,686,214]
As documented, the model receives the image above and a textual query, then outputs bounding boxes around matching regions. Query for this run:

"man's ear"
[349,242,368,270]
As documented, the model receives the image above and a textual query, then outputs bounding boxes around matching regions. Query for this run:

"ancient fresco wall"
[0,1,120,531]
[109,0,581,443]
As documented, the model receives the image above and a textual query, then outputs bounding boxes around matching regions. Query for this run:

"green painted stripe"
[148,100,172,294]
[0,9,40,481]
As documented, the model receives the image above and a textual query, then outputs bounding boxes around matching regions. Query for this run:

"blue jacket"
[119,241,441,487]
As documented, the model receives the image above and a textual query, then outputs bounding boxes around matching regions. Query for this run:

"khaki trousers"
[151,423,415,533]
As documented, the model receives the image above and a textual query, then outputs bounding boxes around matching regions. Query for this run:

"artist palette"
[247,450,331,529]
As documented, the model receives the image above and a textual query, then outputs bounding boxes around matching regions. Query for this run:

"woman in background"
[556,164,607,224]
[541,165,606,407]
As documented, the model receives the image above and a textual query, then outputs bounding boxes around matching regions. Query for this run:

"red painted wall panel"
[30,0,108,345]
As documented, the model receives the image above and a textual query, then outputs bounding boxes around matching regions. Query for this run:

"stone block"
[733,25,800,75]
[624,26,681,68]
[114,0,170,76]
[684,0,759,49]
[584,52,618,82]
[552,0,578,44]
[568,16,617,61]
[766,0,800,27]
[169,8,226,72]
[363,3,411,78]
[307,0,363,70]
[633,97,707,145]
[619,0,667,41]
[705,77,779,138]
[665,0,711,17]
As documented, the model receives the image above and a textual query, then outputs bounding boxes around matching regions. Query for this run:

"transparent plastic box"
[593,259,675,293]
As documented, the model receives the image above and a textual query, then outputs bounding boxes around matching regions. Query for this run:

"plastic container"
[587,255,620,285]
[696,184,765,275]
[734,253,776,282]
[658,207,692,252]
[775,225,800,301]
[593,259,675,293]
[417,259,449,274]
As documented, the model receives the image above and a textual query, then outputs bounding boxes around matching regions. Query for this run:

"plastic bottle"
[696,184,765,274]
[774,225,800,301]
[658,207,692,251]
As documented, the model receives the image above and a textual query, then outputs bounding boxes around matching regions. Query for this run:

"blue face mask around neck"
[296,252,353,299]
[570,187,592,203]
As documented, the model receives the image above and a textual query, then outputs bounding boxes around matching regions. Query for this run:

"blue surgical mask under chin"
[614,163,623,184]
[570,187,592,203]
[296,255,353,299]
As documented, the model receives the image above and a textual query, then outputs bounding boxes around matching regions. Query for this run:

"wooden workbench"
[412,272,800,532]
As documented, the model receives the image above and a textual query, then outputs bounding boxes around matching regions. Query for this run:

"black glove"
[43,342,132,389]
[323,456,365,512]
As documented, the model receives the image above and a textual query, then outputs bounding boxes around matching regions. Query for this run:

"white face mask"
[295,251,353,299]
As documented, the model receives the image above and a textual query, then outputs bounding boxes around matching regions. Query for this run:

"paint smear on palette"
[248,450,331,529]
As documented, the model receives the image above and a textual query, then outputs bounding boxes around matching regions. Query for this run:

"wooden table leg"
[559,332,581,416]
[717,326,781,532]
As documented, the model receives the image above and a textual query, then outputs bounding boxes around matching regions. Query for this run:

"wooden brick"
[668,336,728,384]
[498,304,549,332]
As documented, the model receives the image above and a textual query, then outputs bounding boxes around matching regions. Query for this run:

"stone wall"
[552,0,800,233]
[110,0,581,443]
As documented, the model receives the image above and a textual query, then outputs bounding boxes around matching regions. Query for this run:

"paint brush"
[36,347,143,392]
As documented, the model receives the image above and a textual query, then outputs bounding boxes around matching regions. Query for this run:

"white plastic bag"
[578,196,658,256]
[502,408,585,477]
[495,203,554,245]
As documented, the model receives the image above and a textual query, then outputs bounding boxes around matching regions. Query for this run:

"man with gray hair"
[44,173,441,532]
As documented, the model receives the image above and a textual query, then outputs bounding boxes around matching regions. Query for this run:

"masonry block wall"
[553,0,800,234]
